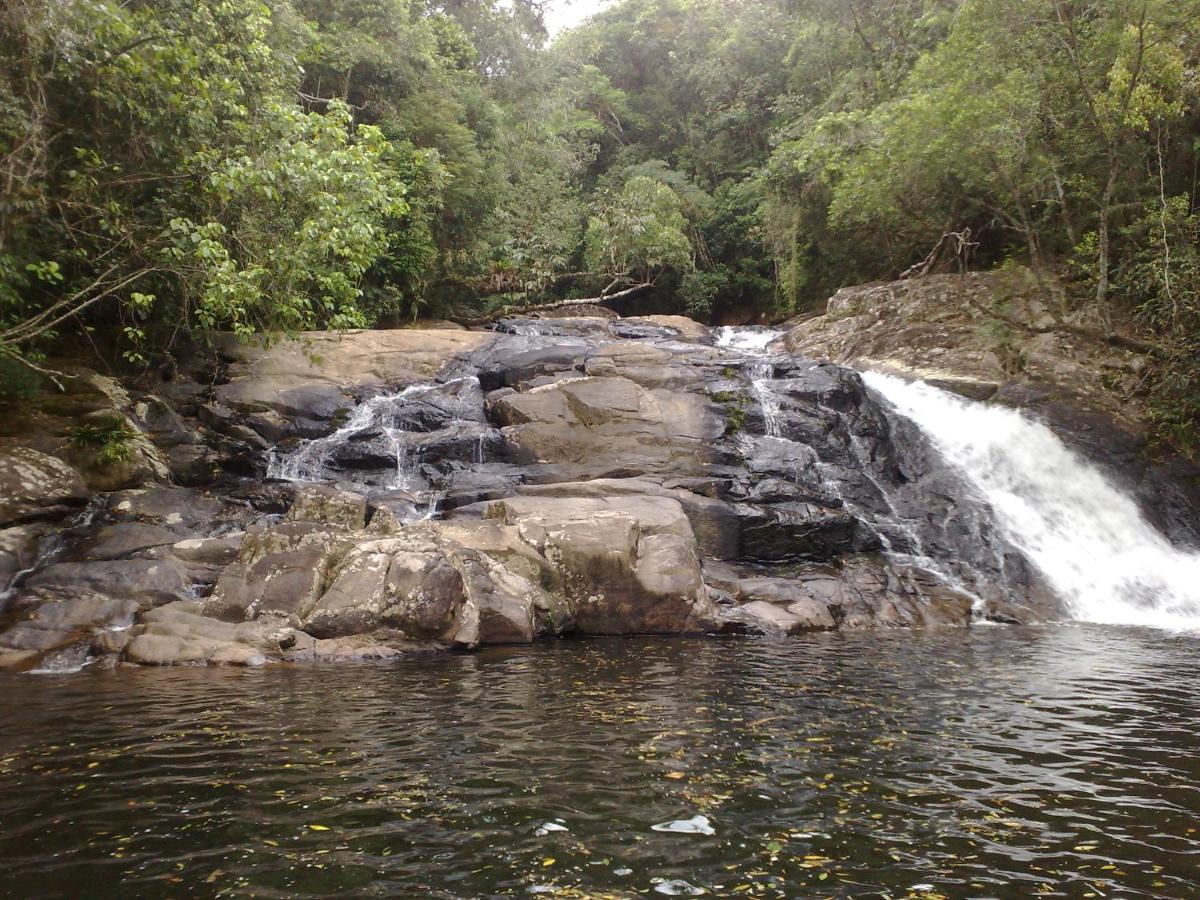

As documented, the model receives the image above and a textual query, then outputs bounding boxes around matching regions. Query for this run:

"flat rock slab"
[214,329,494,416]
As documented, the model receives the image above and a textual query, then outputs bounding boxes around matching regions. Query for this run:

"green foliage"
[679,269,725,318]
[1115,195,1200,456]
[584,176,693,285]
[724,400,747,435]
[68,417,138,466]
[3,0,1200,456]
[0,0,542,360]
[169,101,406,337]
[0,352,40,399]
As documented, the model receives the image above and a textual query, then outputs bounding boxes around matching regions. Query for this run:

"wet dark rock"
[134,395,197,448]
[105,485,227,530]
[0,526,44,597]
[77,523,191,561]
[474,338,591,390]
[22,558,195,610]
[0,593,139,653]
[737,505,879,563]
[166,444,221,486]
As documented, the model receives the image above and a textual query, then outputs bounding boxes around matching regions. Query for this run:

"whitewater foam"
[865,371,1200,630]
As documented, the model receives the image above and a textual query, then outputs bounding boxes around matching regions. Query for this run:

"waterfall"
[714,327,786,437]
[268,384,430,486]
[865,371,1200,629]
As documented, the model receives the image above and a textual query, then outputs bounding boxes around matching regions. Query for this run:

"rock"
[132,395,196,448]
[723,600,821,636]
[514,477,743,559]
[0,526,43,596]
[474,337,591,390]
[301,537,405,637]
[79,523,189,561]
[622,315,710,342]
[212,328,492,417]
[285,630,423,662]
[285,485,367,530]
[166,444,221,486]
[799,557,976,628]
[122,604,294,666]
[0,447,89,526]
[0,649,41,672]
[378,542,468,638]
[22,558,194,610]
[491,376,724,478]
[447,550,540,646]
[164,535,243,567]
[483,494,718,634]
[91,628,131,656]
[7,304,1136,670]
[106,485,227,529]
[64,409,170,492]
[738,505,878,562]
[204,523,352,621]
[0,592,138,653]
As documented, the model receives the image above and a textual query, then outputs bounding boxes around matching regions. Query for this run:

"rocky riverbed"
[1,288,1196,671]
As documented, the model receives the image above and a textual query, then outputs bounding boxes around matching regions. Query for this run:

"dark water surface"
[2,626,1199,898]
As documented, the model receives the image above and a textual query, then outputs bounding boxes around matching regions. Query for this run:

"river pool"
[2,626,1198,898]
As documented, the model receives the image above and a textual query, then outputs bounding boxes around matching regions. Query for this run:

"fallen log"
[447,283,653,327]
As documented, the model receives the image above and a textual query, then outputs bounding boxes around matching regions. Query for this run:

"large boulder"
[0,526,42,596]
[490,376,724,478]
[213,329,493,420]
[21,558,194,610]
[203,522,353,622]
[122,603,295,666]
[199,487,718,649]
[481,493,718,634]
[0,447,89,526]
[105,485,232,529]
[0,592,138,653]
[833,557,977,627]
[285,484,368,530]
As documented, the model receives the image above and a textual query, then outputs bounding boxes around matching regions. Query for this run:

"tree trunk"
[446,283,653,327]
[1095,160,1119,332]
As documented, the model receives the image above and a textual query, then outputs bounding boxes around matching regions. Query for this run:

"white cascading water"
[714,327,786,437]
[864,371,1200,629]
[268,384,428,488]
[268,379,485,521]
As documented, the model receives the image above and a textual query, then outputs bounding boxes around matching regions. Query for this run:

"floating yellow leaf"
[308,825,331,831]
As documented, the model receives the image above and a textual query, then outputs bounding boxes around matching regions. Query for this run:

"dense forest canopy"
[1,0,1198,447]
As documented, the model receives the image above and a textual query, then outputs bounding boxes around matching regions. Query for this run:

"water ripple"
[2,625,1200,897]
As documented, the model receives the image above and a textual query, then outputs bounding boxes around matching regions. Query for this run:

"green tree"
[584,175,694,288]
[0,0,415,372]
